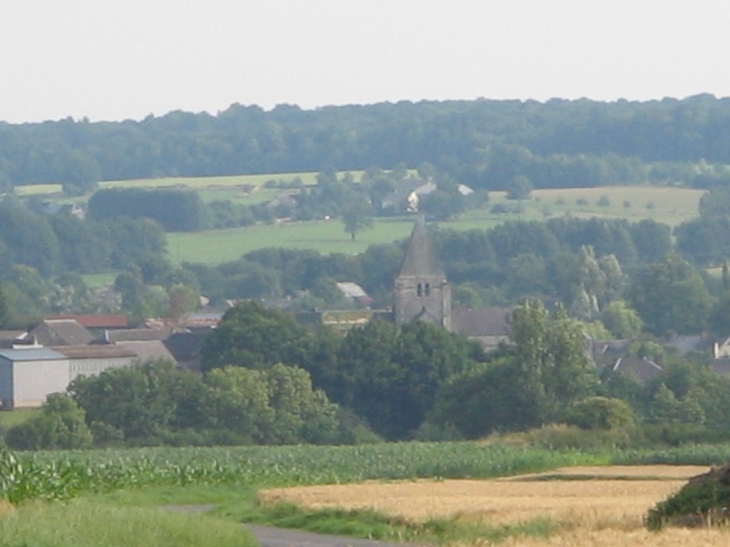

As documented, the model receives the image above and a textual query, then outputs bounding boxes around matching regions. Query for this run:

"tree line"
[7,299,730,450]
[3,95,730,193]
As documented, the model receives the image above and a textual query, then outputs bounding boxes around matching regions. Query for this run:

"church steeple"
[393,216,451,329]
[398,215,445,278]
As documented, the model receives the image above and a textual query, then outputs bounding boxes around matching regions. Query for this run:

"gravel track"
[160,505,413,547]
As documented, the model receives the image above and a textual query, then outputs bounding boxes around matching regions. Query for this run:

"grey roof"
[116,340,176,363]
[708,358,730,376]
[105,328,173,343]
[397,216,445,278]
[612,357,663,382]
[30,320,94,346]
[52,345,137,359]
[164,331,209,368]
[0,348,67,362]
[665,334,713,357]
[451,308,510,338]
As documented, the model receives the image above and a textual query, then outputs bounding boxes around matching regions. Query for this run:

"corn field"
[3,442,730,506]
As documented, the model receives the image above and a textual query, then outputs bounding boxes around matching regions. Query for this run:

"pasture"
[168,186,704,264]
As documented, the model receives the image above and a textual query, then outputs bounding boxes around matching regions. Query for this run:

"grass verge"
[222,500,563,545]
[86,482,562,545]
[0,498,256,547]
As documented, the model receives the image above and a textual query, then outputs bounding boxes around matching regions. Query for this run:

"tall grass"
[0,499,256,547]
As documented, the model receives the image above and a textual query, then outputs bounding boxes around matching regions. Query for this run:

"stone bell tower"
[393,215,451,329]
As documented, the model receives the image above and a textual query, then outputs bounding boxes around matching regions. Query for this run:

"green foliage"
[566,396,635,431]
[201,300,309,371]
[646,468,730,530]
[69,361,194,442]
[203,364,340,445]
[507,175,533,200]
[600,300,644,338]
[341,197,374,240]
[630,254,713,335]
[88,187,208,232]
[495,424,637,450]
[330,320,480,440]
[510,301,599,423]
[5,394,92,451]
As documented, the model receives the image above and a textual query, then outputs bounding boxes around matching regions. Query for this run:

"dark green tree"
[201,301,310,371]
[630,254,713,335]
[342,198,374,240]
[509,301,598,423]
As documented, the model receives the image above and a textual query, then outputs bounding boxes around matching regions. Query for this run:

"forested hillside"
[3,95,730,191]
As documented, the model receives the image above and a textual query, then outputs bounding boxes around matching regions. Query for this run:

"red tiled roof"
[47,314,128,328]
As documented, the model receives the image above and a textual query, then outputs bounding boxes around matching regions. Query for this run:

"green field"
[14,176,708,266]
[168,186,704,264]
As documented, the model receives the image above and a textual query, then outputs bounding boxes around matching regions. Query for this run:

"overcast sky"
[1,0,728,123]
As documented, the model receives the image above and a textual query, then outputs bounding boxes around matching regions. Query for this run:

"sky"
[1,0,729,123]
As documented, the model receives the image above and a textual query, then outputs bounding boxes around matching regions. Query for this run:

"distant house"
[336,282,373,308]
[0,331,27,349]
[29,319,94,347]
[381,180,437,214]
[115,340,176,364]
[164,331,209,371]
[451,308,510,353]
[609,356,663,382]
[665,333,713,357]
[53,345,137,383]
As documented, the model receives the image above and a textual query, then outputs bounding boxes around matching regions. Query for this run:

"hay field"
[259,465,730,546]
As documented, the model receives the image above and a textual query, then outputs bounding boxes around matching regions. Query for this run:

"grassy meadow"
[168,186,704,264]
[12,172,706,268]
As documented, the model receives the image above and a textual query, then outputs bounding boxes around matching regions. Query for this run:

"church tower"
[393,216,452,329]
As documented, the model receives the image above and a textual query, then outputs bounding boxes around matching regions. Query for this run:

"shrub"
[566,396,635,431]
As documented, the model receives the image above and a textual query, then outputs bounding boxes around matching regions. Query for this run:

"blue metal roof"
[0,348,67,361]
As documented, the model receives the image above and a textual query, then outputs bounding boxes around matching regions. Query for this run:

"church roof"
[398,216,445,278]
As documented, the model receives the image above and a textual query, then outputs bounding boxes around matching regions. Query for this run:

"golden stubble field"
[259,466,730,546]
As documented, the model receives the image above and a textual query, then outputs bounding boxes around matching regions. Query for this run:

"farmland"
[259,465,729,546]
[4,442,730,545]
[11,169,706,263]
[168,185,704,264]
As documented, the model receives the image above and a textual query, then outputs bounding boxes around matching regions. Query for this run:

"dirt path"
[246,524,414,547]
[160,505,413,547]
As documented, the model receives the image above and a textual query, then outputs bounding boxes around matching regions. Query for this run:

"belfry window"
[417,283,423,297]
[424,283,430,296]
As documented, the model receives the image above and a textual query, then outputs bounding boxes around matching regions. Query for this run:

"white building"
[0,345,138,409]
[0,348,70,409]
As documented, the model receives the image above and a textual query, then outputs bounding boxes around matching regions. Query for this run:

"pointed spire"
[398,215,445,277]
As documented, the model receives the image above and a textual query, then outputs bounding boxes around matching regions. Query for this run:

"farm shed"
[0,348,70,409]
[53,345,137,382]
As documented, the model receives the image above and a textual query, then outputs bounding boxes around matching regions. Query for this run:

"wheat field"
[259,465,730,546]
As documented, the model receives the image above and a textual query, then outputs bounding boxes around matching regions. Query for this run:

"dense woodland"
[3,95,730,193]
